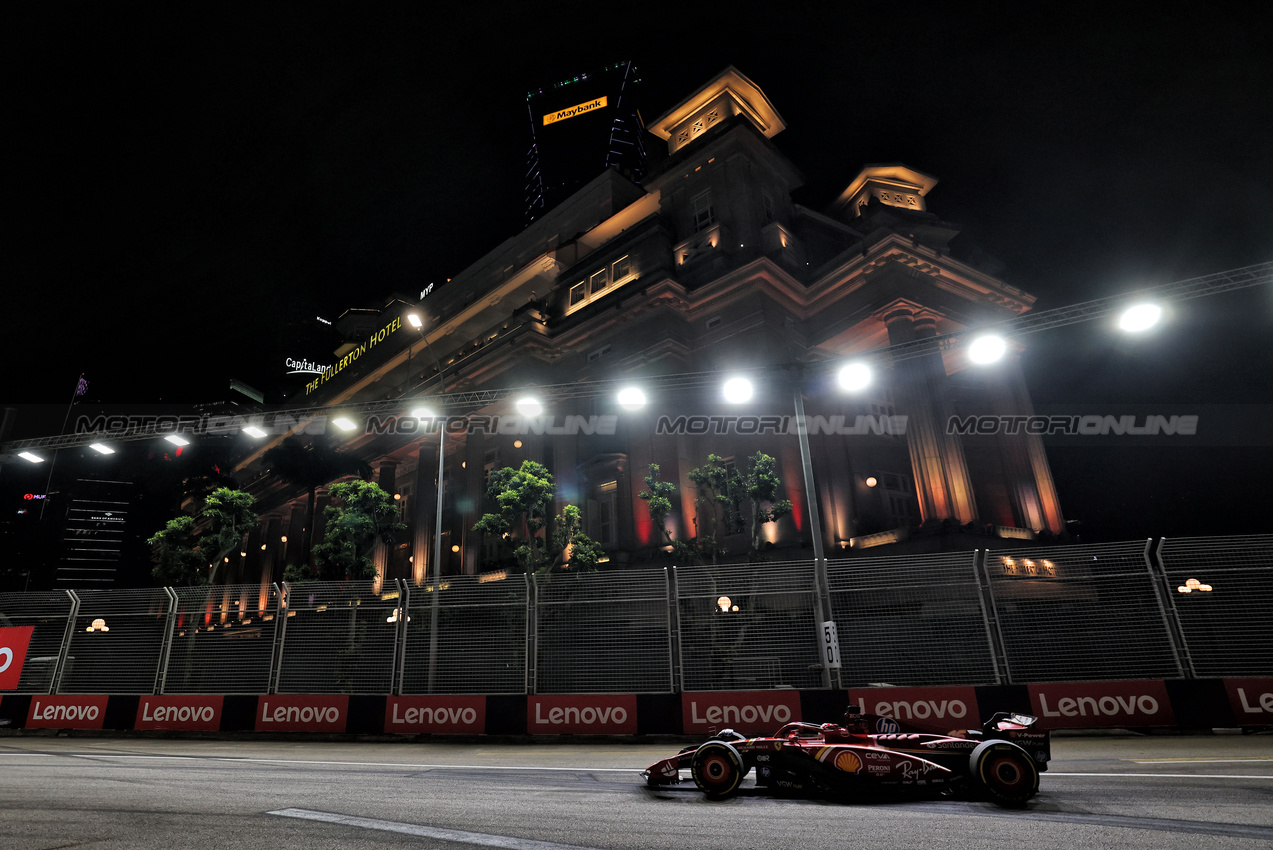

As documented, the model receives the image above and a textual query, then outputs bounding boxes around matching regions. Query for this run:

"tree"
[261,436,371,572]
[473,460,555,574]
[551,505,603,572]
[739,452,793,553]
[638,463,677,546]
[148,487,258,585]
[310,479,406,582]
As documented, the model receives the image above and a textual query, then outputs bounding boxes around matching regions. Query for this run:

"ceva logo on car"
[27,695,110,729]
[135,696,223,731]
[528,694,638,734]
[682,691,802,735]
[254,695,348,732]
[1028,680,1175,728]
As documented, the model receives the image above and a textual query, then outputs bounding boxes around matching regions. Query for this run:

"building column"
[997,356,1065,533]
[373,461,398,592]
[884,308,978,524]
[413,442,438,587]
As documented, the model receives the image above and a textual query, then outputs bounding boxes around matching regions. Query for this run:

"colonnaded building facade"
[230,67,1064,589]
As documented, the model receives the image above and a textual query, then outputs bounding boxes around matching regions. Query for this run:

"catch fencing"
[1,535,1269,696]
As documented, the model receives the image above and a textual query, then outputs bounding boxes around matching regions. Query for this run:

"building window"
[692,190,716,232]
[762,192,776,224]
[565,256,636,314]
[587,344,612,363]
[590,268,608,295]
[595,480,618,547]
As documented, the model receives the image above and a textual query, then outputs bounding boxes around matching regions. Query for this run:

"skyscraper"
[524,61,646,224]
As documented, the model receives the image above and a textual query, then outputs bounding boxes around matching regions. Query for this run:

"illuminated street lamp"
[837,361,872,392]
[722,376,753,404]
[516,396,543,417]
[1119,303,1162,332]
[968,334,1007,365]
[164,434,189,446]
[617,386,646,410]
[89,443,114,455]
[18,452,44,463]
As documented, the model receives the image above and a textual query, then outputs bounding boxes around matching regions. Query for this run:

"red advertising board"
[527,694,638,734]
[1223,678,1273,725]
[385,696,486,734]
[135,695,224,731]
[846,685,981,732]
[1028,680,1175,728]
[0,626,35,691]
[27,695,110,729]
[682,690,803,736]
[254,695,349,733]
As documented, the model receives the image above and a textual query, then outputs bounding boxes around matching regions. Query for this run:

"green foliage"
[638,463,676,545]
[741,451,793,552]
[551,504,603,572]
[310,479,406,582]
[474,460,555,574]
[261,436,371,569]
[147,487,258,585]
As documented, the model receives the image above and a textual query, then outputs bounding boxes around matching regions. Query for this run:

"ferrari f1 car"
[644,707,1050,806]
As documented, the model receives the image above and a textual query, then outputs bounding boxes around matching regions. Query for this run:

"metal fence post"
[813,556,835,690]
[671,568,686,694]
[49,590,80,695]
[663,567,679,693]
[1152,538,1196,678]
[392,578,409,696]
[525,574,537,695]
[974,550,1013,685]
[268,582,289,695]
[154,586,179,694]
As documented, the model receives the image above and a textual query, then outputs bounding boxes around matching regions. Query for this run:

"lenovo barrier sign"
[528,694,637,734]
[27,695,109,729]
[385,696,485,734]
[254,695,348,733]
[682,691,802,736]
[0,626,35,690]
[1028,680,1174,728]
[846,686,980,731]
[1224,678,1273,725]
[135,696,223,731]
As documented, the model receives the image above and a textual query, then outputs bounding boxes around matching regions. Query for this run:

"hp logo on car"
[875,717,900,733]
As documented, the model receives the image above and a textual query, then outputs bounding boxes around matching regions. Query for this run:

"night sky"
[8,3,1273,540]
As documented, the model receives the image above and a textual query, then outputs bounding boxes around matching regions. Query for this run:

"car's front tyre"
[691,741,746,799]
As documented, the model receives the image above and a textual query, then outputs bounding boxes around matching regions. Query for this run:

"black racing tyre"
[691,740,746,799]
[969,740,1039,807]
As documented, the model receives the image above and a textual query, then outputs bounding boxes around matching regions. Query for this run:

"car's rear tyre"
[969,741,1038,807]
[691,741,745,799]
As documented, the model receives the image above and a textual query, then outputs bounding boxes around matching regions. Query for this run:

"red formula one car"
[644,707,1049,806]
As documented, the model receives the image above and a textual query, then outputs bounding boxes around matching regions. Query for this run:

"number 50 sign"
[821,621,842,669]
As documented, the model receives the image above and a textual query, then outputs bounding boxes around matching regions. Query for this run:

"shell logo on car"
[833,750,862,773]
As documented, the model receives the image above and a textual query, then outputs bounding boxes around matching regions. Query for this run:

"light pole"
[407,311,448,693]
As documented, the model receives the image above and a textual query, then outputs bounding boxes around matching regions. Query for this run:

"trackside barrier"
[1,536,1269,699]
[2,678,1270,735]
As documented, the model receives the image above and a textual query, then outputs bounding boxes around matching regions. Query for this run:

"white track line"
[268,807,601,850]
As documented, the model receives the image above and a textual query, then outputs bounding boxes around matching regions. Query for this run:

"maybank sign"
[543,96,607,126]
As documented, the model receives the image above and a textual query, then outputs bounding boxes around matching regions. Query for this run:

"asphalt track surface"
[1,733,1271,849]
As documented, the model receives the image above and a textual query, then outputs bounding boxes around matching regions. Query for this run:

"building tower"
[524,61,647,225]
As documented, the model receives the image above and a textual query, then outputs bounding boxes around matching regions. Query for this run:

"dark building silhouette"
[524,61,647,224]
